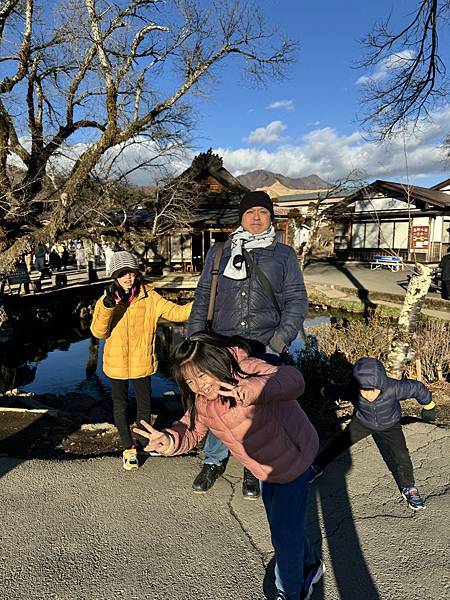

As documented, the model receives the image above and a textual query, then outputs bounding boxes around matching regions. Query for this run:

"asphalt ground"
[1,422,448,600]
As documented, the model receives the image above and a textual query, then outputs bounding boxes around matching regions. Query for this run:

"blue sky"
[8,1,449,188]
[185,0,450,187]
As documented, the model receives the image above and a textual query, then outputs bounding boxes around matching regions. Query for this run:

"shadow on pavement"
[259,340,382,599]
[261,449,381,600]
[307,452,381,600]
[330,261,376,318]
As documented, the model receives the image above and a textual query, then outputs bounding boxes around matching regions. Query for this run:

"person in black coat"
[439,247,450,300]
[310,357,436,510]
[187,190,308,498]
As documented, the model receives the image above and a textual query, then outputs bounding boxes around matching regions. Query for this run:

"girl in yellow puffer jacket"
[90,251,192,470]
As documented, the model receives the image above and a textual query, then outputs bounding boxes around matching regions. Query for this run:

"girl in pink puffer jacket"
[134,332,324,600]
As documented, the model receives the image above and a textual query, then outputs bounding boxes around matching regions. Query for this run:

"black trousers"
[441,280,450,300]
[315,417,415,489]
[111,377,152,449]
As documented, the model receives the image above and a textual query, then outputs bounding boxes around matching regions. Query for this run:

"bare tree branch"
[358,0,448,139]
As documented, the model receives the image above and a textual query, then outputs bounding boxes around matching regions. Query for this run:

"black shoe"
[242,468,260,499]
[192,463,225,493]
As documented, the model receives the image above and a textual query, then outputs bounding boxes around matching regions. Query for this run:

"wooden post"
[415,358,422,382]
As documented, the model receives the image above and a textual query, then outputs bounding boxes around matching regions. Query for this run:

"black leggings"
[315,417,415,489]
[111,377,152,450]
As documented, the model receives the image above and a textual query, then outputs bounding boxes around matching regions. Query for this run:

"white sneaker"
[122,448,139,470]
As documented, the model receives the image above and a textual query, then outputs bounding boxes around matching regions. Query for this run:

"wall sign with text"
[410,225,430,250]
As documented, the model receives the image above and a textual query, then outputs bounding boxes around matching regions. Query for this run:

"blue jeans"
[261,467,316,600]
[203,431,230,465]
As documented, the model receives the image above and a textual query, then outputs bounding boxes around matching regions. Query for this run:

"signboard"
[410,225,429,250]
[7,264,31,285]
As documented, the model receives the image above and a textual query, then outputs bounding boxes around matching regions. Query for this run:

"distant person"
[90,251,192,470]
[60,244,70,271]
[188,190,308,498]
[133,332,324,600]
[75,243,85,271]
[310,357,436,510]
[34,242,47,275]
[438,247,450,300]
[103,242,115,276]
[49,247,62,271]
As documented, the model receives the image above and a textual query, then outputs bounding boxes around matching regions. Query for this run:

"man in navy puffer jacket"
[310,357,436,510]
[188,190,308,498]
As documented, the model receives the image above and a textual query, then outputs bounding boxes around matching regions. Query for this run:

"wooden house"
[158,150,288,271]
[326,179,450,263]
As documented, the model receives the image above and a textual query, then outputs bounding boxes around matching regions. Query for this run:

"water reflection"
[1,312,334,401]
[20,328,184,401]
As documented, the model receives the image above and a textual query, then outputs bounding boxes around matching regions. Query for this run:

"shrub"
[408,320,450,383]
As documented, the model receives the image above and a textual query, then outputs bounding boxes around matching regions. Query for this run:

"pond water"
[20,313,331,400]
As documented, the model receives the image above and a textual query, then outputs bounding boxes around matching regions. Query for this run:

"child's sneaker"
[309,464,324,484]
[122,448,139,470]
[402,486,425,510]
[303,559,326,600]
[275,592,287,600]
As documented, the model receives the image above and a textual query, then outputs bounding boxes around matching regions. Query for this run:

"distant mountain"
[237,170,330,191]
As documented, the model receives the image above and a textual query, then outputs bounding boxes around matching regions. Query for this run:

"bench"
[369,255,404,272]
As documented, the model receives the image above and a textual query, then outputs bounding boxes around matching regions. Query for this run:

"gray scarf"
[223,225,276,280]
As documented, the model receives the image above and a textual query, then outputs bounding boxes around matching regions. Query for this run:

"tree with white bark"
[0,0,297,273]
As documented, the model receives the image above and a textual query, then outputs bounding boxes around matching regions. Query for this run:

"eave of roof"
[326,179,450,215]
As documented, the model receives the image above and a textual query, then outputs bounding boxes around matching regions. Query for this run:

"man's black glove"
[103,282,117,308]
[421,405,437,423]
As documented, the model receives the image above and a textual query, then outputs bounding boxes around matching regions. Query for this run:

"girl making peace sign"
[134,332,324,600]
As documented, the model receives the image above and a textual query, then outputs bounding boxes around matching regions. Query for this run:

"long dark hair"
[171,332,252,430]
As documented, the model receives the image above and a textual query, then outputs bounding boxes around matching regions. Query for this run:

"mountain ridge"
[237,170,330,191]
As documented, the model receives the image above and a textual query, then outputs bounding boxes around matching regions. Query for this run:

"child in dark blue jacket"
[310,357,436,510]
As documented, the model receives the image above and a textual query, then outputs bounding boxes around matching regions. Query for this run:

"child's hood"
[352,357,387,391]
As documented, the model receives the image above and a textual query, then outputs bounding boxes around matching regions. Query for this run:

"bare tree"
[358,0,448,139]
[293,171,364,270]
[62,172,208,266]
[0,0,297,272]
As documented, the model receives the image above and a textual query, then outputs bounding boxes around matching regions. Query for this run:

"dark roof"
[170,150,249,227]
[326,179,450,216]
[274,189,353,205]
[179,149,248,193]
[431,178,450,191]
[192,193,240,227]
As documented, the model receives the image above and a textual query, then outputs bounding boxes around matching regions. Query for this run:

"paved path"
[1,422,448,600]
[303,261,450,320]
[303,261,441,298]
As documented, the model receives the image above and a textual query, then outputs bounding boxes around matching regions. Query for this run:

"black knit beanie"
[239,191,274,222]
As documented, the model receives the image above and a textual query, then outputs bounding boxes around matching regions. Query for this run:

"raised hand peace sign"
[218,381,248,403]
[133,420,173,455]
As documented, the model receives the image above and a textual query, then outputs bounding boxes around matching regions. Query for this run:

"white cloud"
[8,136,191,185]
[267,100,294,111]
[245,120,287,145]
[215,105,450,183]
[9,107,448,187]
[356,50,415,85]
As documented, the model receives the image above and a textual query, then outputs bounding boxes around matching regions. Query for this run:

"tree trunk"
[86,336,99,376]
[385,263,433,379]
[298,214,322,270]
[0,300,14,344]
